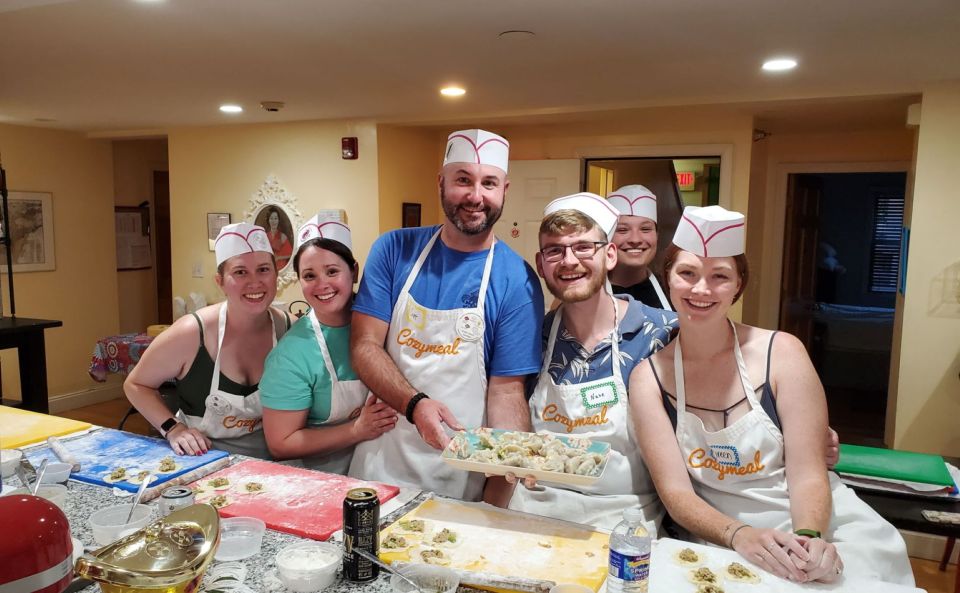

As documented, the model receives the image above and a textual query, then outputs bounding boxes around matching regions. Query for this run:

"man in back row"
[348,129,545,504]
[606,184,672,310]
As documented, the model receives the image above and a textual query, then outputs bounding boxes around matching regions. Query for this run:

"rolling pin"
[47,436,81,472]
[139,456,231,503]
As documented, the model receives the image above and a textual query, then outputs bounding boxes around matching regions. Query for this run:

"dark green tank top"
[175,311,289,417]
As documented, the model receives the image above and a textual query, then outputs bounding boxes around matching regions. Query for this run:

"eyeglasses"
[539,241,608,263]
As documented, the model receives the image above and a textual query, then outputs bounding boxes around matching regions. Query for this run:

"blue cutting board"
[25,428,229,492]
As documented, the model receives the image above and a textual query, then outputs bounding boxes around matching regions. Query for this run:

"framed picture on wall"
[402,202,422,228]
[0,191,56,272]
[207,212,232,251]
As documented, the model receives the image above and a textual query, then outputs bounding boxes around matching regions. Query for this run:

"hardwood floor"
[55,397,956,592]
[59,396,154,436]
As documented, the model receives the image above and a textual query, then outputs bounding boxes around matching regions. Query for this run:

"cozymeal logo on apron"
[688,445,766,480]
[541,403,611,433]
[395,329,462,359]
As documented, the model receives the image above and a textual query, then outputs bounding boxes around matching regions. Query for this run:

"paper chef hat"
[214,222,273,266]
[606,184,658,222]
[672,205,746,257]
[296,214,352,251]
[543,192,620,239]
[443,129,510,174]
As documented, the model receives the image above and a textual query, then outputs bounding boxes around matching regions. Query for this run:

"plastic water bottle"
[607,508,651,593]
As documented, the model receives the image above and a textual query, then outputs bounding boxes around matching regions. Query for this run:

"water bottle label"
[609,549,650,581]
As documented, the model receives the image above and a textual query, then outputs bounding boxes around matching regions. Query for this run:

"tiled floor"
[57,398,956,592]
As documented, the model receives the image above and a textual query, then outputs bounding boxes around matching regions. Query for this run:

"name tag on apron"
[580,381,619,409]
[709,444,741,467]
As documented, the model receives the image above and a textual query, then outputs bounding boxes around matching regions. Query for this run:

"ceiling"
[0,0,956,133]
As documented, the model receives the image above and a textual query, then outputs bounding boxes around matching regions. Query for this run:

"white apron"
[510,295,662,532]
[178,303,272,458]
[349,228,494,500]
[300,310,369,474]
[648,275,672,311]
[674,322,913,585]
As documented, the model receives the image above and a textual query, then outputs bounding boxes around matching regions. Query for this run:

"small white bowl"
[215,516,266,561]
[89,503,153,545]
[275,541,342,592]
[39,462,72,484]
[1,484,68,511]
[390,564,460,593]
[0,449,23,478]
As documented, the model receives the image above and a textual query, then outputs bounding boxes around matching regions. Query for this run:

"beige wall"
[0,123,119,403]
[891,81,960,455]
[167,120,380,307]
[749,128,915,328]
[113,139,168,333]
[376,125,445,232]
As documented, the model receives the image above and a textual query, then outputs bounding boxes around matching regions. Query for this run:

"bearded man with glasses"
[506,192,678,530]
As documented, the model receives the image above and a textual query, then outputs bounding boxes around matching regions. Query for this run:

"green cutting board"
[834,443,955,488]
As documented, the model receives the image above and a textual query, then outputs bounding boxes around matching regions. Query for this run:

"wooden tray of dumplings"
[441,428,610,487]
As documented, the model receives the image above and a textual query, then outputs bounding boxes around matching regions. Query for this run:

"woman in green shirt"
[260,216,397,473]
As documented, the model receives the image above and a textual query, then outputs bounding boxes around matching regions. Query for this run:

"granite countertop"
[2,456,409,593]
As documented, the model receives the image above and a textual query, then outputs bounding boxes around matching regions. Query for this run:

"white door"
[500,159,582,308]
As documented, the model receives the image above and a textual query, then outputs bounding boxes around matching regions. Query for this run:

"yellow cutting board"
[0,405,92,449]
[380,498,609,592]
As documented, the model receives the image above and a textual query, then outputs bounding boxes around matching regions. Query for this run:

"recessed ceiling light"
[762,58,797,72]
[219,104,243,114]
[440,86,466,97]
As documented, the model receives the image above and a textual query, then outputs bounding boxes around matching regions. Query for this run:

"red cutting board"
[189,459,399,541]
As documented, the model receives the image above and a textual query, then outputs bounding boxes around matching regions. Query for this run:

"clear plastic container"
[607,507,651,593]
[2,484,68,510]
[390,564,459,593]
[0,449,23,478]
[39,462,73,484]
[215,517,266,561]
[88,503,154,545]
[275,541,342,592]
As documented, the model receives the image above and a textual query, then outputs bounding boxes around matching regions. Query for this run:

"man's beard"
[545,264,608,304]
[440,185,502,235]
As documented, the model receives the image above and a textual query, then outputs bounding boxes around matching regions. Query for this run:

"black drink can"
[343,487,380,581]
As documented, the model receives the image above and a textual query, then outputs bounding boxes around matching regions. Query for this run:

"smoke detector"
[260,101,285,112]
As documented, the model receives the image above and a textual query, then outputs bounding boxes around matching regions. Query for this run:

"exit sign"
[677,171,695,191]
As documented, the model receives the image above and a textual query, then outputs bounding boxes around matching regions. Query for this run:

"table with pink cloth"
[88,332,154,382]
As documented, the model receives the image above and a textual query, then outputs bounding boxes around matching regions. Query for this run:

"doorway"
[584,156,720,271]
[779,171,907,445]
[153,171,172,324]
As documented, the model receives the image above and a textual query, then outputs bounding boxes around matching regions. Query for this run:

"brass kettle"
[75,504,220,593]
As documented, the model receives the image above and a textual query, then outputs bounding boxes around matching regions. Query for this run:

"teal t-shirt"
[260,314,357,425]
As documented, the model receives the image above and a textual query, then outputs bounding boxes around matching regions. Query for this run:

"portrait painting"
[0,191,56,272]
[254,204,294,270]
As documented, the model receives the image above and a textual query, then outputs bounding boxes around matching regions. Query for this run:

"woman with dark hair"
[260,215,397,473]
[629,206,912,585]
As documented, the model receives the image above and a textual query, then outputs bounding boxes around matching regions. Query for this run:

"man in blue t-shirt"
[349,129,545,503]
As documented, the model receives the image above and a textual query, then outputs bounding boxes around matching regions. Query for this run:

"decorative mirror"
[244,175,302,291]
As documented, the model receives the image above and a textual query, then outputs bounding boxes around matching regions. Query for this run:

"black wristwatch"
[405,392,430,424]
[160,417,181,437]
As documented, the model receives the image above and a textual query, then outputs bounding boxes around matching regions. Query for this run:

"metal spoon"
[125,471,151,524]
[352,548,423,593]
[31,459,48,495]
